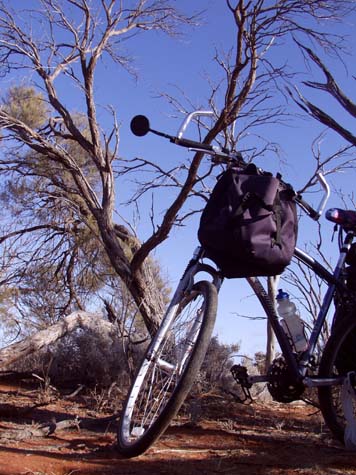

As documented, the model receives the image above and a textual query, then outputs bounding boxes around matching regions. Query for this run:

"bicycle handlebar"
[176,111,214,139]
[294,174,330,221]
[171,136,232,156]
[130,111,330,221]
[130,113,244,164]
[314,173,331,219]
[171,136,215,151]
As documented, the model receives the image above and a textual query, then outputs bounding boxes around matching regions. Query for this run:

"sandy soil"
[0,379,356,475]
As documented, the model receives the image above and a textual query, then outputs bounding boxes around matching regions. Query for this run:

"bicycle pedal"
[230,364,253,404]
[231,364,252,388]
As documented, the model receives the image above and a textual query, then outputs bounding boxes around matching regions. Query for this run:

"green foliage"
[2,86,48,129]
[0,94,118,330]
[11,326,147,389]
[0,285,19,344]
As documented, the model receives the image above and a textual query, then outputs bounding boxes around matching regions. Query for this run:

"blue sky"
[3,1,356,356]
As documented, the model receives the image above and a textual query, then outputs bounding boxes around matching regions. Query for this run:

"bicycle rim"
[117,280,217,457]
[318,316,356,443]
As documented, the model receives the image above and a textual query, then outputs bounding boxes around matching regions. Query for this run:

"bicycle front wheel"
[117,280,218,458]
[318,316,356,443]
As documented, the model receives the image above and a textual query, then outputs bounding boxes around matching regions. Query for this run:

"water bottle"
[276,289,308,353]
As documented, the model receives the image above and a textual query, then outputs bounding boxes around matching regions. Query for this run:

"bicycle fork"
[146,246,222,376]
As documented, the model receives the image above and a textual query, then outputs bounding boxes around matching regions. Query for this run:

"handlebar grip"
[295,194,320,220]
[171,136,215,151]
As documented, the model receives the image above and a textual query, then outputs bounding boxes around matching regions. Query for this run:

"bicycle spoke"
[118,281,217,457]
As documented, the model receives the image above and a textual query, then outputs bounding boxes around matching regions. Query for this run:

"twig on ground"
[0,417,80,441]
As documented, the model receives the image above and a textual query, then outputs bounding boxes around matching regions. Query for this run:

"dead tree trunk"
[0,311,118,369]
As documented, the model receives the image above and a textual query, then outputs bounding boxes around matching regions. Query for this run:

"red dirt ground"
[1,379,356,475]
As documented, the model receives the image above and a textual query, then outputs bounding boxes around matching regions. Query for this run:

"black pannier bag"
[198,164,298,278]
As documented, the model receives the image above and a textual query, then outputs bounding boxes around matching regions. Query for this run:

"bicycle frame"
[120,110,356,457]
[250,231,355,387]
[176,228,355,391]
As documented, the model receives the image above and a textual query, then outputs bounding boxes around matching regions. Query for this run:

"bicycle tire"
[318,315,356,443]
[117,280,218,458]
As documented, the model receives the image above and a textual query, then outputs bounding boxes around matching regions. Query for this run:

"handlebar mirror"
[130,115,150,137]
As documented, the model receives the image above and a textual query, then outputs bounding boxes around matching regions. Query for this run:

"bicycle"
[117,110,356,458]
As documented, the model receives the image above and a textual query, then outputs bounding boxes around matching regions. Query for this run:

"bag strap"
[233,190,283,251]
[232,192,273,220]
[272,190,282,249]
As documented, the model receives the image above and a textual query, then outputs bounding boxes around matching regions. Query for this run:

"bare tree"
[0,0,198,336]
[122,0,356,231]
[286,39,356,350]
[291,42,356,148]
[0,0,354,358]
[121,0,356,363]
